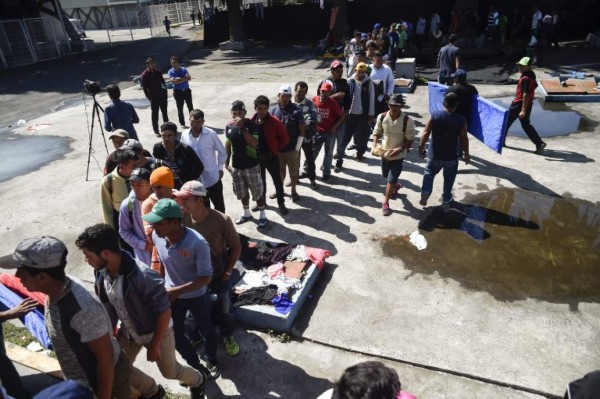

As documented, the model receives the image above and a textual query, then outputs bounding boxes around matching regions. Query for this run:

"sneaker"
[333,165,341,173]
[310,181,318,190]
[224,336,240,356]
[391,183,402,199]
[278,204,289,216]
[535,142,547,154]
[356,154,364,161]
[382,203,392,216]
[291,192,300,202]
[257,217,268,228]
[235,215,252,225]
[142,385,166,399]
[419,194,430,206]
[205,361,221,380]
[189,376,206,399]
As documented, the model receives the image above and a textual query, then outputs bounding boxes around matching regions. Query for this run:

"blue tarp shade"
[428,82,509,154]
[0,283,52,349]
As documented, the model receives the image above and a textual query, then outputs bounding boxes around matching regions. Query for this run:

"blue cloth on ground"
[428,82,508,154]
[272,293,294,315]
[33,380,93,399]
[0,284,52,349]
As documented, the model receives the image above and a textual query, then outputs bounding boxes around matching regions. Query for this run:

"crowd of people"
[0,4,562,397]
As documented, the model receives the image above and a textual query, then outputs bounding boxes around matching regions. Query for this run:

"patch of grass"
[2,321,38,347]
[267,329,291,343]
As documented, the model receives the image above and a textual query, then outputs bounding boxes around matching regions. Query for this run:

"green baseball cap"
[516,56,532,66]
[142,198,182,224]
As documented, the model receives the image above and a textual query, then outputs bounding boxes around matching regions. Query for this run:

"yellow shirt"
[373,110,416,160]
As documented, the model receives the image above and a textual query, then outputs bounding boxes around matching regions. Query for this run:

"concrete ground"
[1,23,599,399]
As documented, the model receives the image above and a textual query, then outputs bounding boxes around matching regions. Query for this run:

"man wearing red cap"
[312,82,344,181]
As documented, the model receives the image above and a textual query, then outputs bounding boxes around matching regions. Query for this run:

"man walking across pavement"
[338,62,375,166]
[437,34,461,86]
[224,100,268,227]
[294,81,320,190]
[104,84,140,141]
[251,95,290,215]
[269,85,306,202]
[143,199,220,379]
[175,181,242,357]
[447,69,478,158]
[312,82,344,181]
[6,236,131,399]
[141,57,170,137]
[418,92,470,207]
[153,122,204,190]
[77,224,207,399]
[168,57,194,130]
[504,57,546,154]
[371,94,415,216]
[119,168,153,266]
[163,16,171,36]
[182,109,227,213]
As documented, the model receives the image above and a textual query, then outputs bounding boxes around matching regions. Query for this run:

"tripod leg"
[94,101,109,155]
[86,103,96,181]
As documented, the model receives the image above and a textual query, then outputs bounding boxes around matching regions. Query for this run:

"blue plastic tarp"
[0,283,52,349]
[428,82,508,154]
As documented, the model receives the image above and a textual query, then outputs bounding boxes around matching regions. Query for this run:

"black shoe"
[190,376,206,399]
[334,165,341,173]
[535,142,547,154]
[310,181,318,190]
[291,192,300,202]
[142,385,166,399]
[279,204,289,215]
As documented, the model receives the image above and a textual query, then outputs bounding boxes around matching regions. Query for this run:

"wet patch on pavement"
[0,127,71,183]
[52,97,84,112]
[381,188,600,305]
[491,97,598,139]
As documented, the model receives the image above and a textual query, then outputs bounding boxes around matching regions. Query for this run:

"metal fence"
[0,17,67,69]
[148,1,197,36]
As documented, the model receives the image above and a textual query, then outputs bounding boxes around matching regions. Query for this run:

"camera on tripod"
[83,79,101,96]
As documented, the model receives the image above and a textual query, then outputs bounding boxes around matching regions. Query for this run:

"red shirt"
[513,73,537,105]
[312,95,343,133]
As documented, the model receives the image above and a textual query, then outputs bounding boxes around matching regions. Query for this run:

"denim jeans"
[421,157,459,203]
[171,294,217,367]
[312,132,337,177]
[209,278,235,338]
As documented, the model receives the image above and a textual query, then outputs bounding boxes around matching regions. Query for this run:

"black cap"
[129,168,151,182]
[388,93,405,105]
[231,100,246,111]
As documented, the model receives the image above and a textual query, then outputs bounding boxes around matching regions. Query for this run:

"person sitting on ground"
[104,84,140,141]
[224,100,268,227]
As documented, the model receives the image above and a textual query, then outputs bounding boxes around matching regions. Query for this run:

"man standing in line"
[437,34,461,86]
[312,82,344,181]
[104,129,129,175]
[168,57,194,130]
[293,81,320,190]
[224,100,268,227]
[153,122,204,190]
[77,224,207,399]
[504,57,546,154]
[251,95,290,215]
[371,94,415,216]
[447,69,478,158]
[338,62,375,165]
[143,199,220,379]
[182,110,227,213]
[369,52,395,117]
[119,168,153,266]
[104,84,140,141]
[6,236,131,399]
[418,92,470,207]
[175,181,242,357]
[269,85,305,202]
[141,57,169,137]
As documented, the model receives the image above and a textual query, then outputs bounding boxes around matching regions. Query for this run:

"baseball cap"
[388,93,405,106]
[329,60,343,70]
[129,168,151,182]
[395,23,402,30]
[355,62,367,72]
[149,166,174,189]
[361,33,368,40]
[320,82,333,92]
[109,129,129,140]
[373,22,381,30]
[122,139,143,153]
[516,56,532,66]
[173,180,207,199]
[278,85,293,95]
[451,69,467,79]
[231,100,246,111]
[1,236,67,270]
[142,198,182,224]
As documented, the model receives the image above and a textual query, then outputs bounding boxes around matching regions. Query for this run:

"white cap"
[278,85,293,95]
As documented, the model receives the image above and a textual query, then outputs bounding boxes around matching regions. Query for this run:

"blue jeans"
[313,132,337,177]
[171,294,217,367]
[335,122,346,159]
[209,278,235,338]
[421,158,459,203]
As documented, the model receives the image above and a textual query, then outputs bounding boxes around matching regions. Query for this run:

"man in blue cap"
[447,69,478,158]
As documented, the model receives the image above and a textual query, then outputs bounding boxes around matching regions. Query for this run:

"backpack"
[379,111,409,133]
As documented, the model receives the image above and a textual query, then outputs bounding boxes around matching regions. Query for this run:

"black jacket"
[152,141,204,189]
